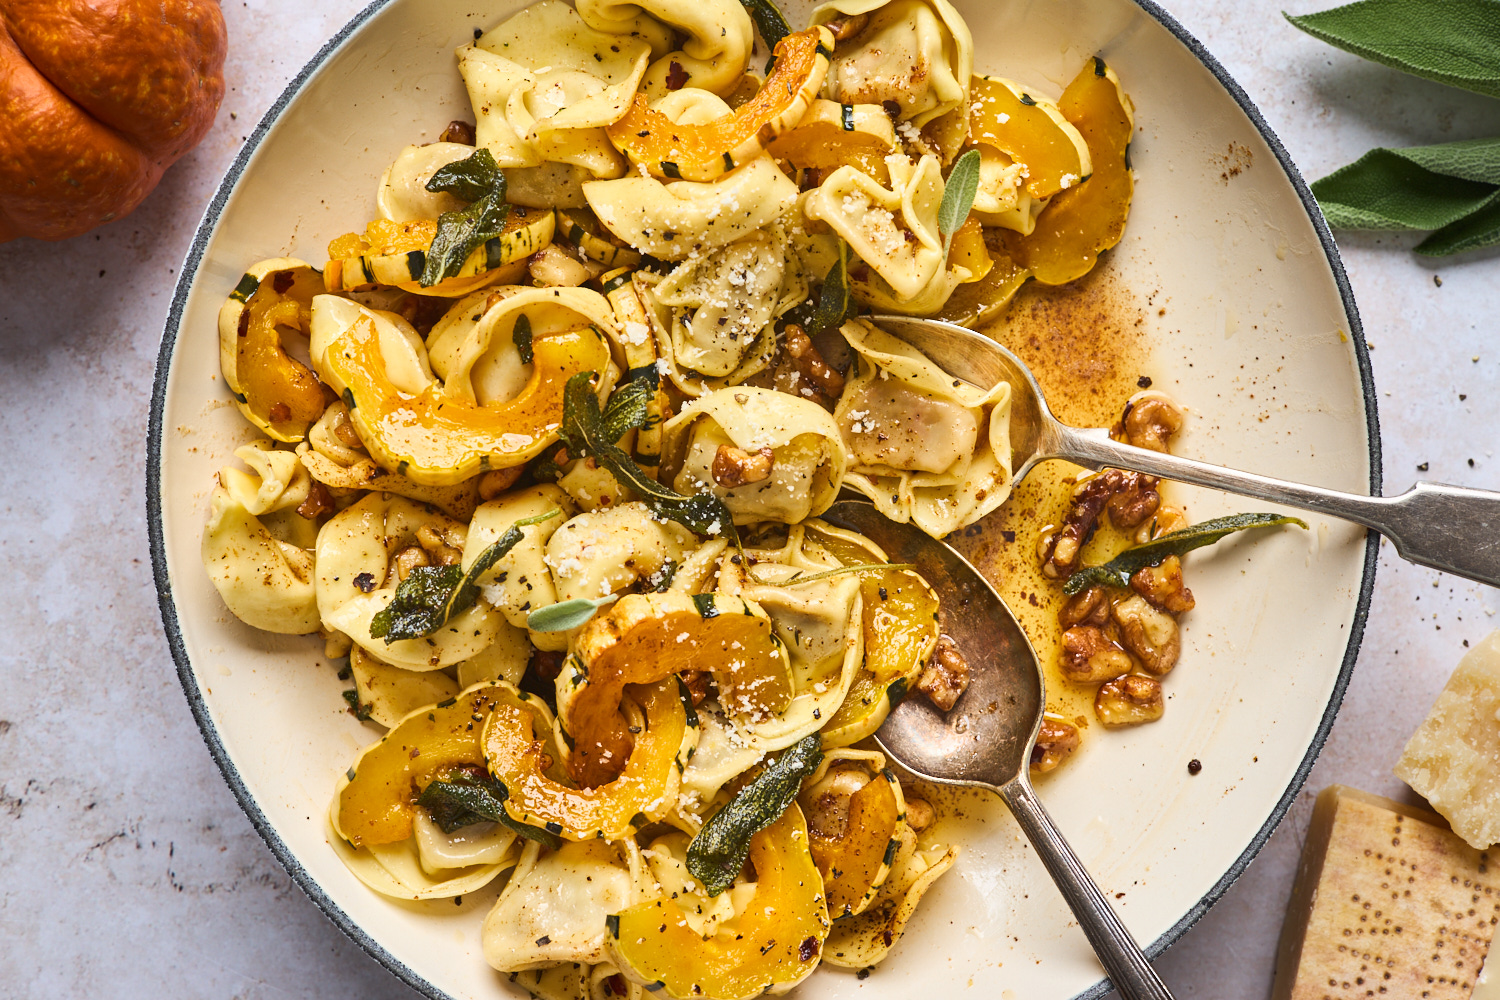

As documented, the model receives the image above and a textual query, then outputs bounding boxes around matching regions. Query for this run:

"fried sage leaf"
[421,148,510,286]
[370,508,561,641]
[559,373,738,543]
[1062,512,1309,594]
[512,313,534,365]
[686,733,823,895]
[418,770,562,848]
[806,239,854,337]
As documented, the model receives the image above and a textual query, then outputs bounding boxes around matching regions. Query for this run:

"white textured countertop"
[2,1,1497,996]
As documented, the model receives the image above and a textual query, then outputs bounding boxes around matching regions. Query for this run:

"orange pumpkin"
[0,0,227,242]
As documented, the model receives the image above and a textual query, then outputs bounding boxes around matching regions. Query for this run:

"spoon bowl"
[820,499,1176,1000]
[870,314,1500,588]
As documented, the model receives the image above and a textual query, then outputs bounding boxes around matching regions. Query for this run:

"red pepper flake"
[665,60,689,90]
[798,936,820,961]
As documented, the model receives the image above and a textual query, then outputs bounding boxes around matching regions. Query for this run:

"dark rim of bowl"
[147,1,1381,997]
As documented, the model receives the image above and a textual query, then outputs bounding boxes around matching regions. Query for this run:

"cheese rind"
[1396,630,1500,850]
[1272,785,1498,1000]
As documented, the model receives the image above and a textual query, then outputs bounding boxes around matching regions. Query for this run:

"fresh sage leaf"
[1285,0,1500,100]
[527,595,620,632]
[1312,140,1500,230]
[598,372,653,444]
[686,733,824,896]
[807,239,854,337]
[370,508,561,641]
[558,373,739,543]
[418,772,562,848]
[1063,513,1308,595]
[938,148,982,255]
[421,148,510,287]
[740,0,791,54]
[512,314,533,365]
[1415,189,1500,255]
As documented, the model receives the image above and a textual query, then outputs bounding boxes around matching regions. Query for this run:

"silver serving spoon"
[869,314,1500,588]
[819,499,1175,1000]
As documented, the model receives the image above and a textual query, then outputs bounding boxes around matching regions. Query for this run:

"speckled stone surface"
[1,1,1496,997]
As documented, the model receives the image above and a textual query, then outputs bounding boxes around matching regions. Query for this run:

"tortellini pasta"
[467,484,577,652]
[575,0,753,98]
[376,142,472,222]
[460,0,653,180]
[834,319,1015,536]
[812,0,973,140]
[327,795,521,901]
[543,501,698,601]
[202,447,320,635]
[583,155,798,260]
[637,226,804,393]
[661,387,846,525]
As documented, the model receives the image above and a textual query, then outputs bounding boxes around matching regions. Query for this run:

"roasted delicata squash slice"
[559,592,791,787]
[821,822,958,968]
[799,748,906,917]
[483,679,695,841]
[609,805,829,999]
[968,75,1091,199]
[767,100,897,186]
[311,294,615,485]
[1007,57,1135,285]
[605,28,834,182]
[935,227,1029,327]
[217,258,327,443]
[334,682,511,847]
[323,209,554,296]
[555,209,643,268]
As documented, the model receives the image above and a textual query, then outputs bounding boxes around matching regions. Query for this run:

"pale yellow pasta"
[376,142,472,222]
[575,0,752,97]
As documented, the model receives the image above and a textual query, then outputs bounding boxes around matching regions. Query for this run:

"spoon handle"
[999,779,1176,1000]
[1057,428,1500,588]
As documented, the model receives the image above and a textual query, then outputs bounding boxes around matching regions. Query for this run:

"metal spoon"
[819,499,1175,1000]
[869,314,1500,588]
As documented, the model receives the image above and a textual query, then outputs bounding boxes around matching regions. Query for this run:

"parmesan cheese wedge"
[1396,630,1500,850]
[1272,785,1498,1000]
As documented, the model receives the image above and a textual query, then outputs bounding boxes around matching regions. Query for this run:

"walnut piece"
[1031,718,1081,773]
[917,633,970,711]
[1112,595,1181,676]
[1095,675,1165,726]
[783,323,846,400]
[1121,392,1185,453]
[1060,625,1134,683]
[1129,554,1195,614]
[711,444,775,488]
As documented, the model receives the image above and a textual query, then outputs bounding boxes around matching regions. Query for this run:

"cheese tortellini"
[835,319,1015,535]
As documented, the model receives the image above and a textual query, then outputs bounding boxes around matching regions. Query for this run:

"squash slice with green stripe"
[605,27,834,183]
[609,804,829,1000]
[323,208,554,297]
[560,592,791,788]
[217,258,327,442]
[483,679,693,842]
[799,749,907,918]
[555,210,642,269]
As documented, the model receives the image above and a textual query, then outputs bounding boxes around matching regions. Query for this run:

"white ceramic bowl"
[147,1,1380,997]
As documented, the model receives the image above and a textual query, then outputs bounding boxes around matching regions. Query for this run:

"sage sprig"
[1288,0,1500,254]
[369,508,560,641]
[1062,513,1308,594]
[558,373,739,543]
[421,148,510,286]
[527,594,619,632]
[938,148,982,257]
[685,733,824,895]
[806,239,855,337]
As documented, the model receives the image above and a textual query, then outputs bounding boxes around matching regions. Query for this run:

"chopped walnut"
[680,669,712,707]
[1120,391,1185,453]
[1112,595,1181,676]
[1133,503,1188,544]
[1060,626,1134,683]
[904,796,935,832]
[1095,675,1164,726]
[296,479,335,520]
[1058,585,1111,628]
[392,544,431,582]
[439,120,476,145]
[824,12,869,41]
[1130,555,1195,614]
[416,525,463,566]
[711,444,775,488]
[478,467,524,502]
[783,324,846,400]
[917,633,970,711]
[332,407,364,450]
[1030,718,1081,773]
[1104,471,1161,529]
